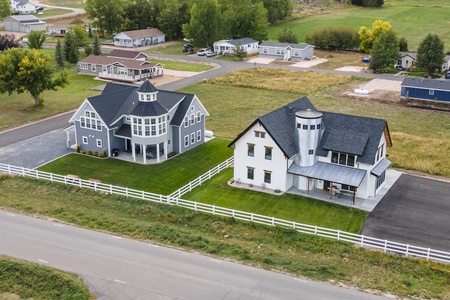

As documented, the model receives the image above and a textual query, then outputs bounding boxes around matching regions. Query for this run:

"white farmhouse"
[229,97,392,202]
[213,38,259,55]
[10,0,35,14]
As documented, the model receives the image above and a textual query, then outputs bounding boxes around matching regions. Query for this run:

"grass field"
[0,176,449,299]
[270,0,450,51]
[0,255,92,300]
[34,8,74,17]
[151,59,213,72]
[40,0,85,9]
[38,138,233,195]
[151,41,192,55]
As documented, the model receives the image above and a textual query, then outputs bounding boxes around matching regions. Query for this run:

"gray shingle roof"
[86,82,190,128]
[227,38,258,46]
[229,97,390,165]
[119,28,164,39]
[401,77,450,91]
[108,49,147,60]
[138,80,158,93]
[259,41,313,49]
[170,94,194,126]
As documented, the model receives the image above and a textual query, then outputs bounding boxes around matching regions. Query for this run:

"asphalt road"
[361,174,450,252]
[0,211,388,300]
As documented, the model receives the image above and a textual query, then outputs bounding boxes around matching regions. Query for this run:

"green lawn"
[151,59,212,72]
[40,0,85,9]
[150,41,191,55]
[0,60,101,131]
[0,255,92,300]
[34,8,74,17]
[38,138,233,194]
[184,169,368,233]
[270,0,450,51]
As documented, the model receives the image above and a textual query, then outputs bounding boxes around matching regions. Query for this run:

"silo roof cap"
[295,109,323,119]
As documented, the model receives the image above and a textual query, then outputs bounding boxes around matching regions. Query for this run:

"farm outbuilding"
[401,77,450,103]
[3,15,46,33]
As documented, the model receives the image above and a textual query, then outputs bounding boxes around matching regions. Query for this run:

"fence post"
[126,187,129,197]
[176,197,179,205]
[406,244,409,258]
[427,248,430,261]
[212,205,215,215]
[159,194,162,203]
[337,230,340,241]
[271,217,274,226]
[293,221,296,230]
[360,235,364,246]
[50,173,53,182]
[36,171,39,180]
[110,184,113,194]
[314,226,317,235]
[199,176,202,186]
[8,165,11,174]
[141,191,145,200]
[232,209,235,218]
[251,213,254,222]
[384,240,388,253]
[208,170,211,179]
[194,202,197,212]
[21,167,25,177]
[178,189,181,198]
[189,182,192,192]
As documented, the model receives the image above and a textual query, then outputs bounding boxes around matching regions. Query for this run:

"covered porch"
[288,162,366,205]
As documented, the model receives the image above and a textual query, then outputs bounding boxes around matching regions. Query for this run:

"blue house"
[401,77,450,103]
[69,81,209,164]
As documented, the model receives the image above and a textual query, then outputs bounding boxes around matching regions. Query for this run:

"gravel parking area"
[0,129,72,169]
[360,79,402,92]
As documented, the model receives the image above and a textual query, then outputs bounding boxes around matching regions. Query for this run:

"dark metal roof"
[115,124,131,138]
[371,158,391,177]
[259,41,313,49]
[288,162,366,187]
[295,109,322,119]
[401,77,450,91]
[323,128,369,156]
[229,97,390,165]
[138,80,158,93]
[227,38,258,46]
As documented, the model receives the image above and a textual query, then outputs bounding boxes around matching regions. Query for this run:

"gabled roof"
[79,55,159,70]
[229,97,391,165]
[170,94,194,126]
[81,82,202,129]
[108,49,148,60]
[118,28,165,39]
[401,77,450,91]
[400,51,417,60]
[227,38,258,46]
[259,41,313,50]
[7,15,41,23]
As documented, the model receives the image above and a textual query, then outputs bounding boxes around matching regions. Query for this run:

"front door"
[323,181,331,191]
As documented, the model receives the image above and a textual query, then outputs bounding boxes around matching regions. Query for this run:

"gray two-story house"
[69,81,209,164]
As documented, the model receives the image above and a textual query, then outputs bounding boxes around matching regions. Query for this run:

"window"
[255,131,266,138]
[265,147,272,160]
[429,89,435,96]
[376,144,384,161]
[117,67,127,75]
[317,124,321,129]
[197,130,201,141]
[331,152,355,167]
[184,116,189,127]
[80,111,101,131]
[82,136,88,144]
[184,135,189,147]
[309,149,314,155]
[191,133,195,144]
[102,66,107,72]
[96,139,102,147]
[190,113,195,125]
[247,144,254,157]
[196,112,201,122]
[247,167,254,180]
[263,48,267,54]
[264,171,271,184]
[375,170,386,190]
[91,64,96,72]
[310,125,316,130]
[297,123,301,128]
[303,124,308,130]
[79,63,88,70]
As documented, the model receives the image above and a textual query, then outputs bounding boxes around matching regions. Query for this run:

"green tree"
[54,38,64,66]
[156,0,190,40]
[369,30,400,73]
[234,45,247,61]
[261,0,292,24]
[85,0,125,36]
[358,19,392,53]
[92,35,101,55]
[69,25,89,49]
[416,34,445,77]
[277,27,298,43]
[63,33,79,63]
[0,0,12,20]
[27,31,47,50]
[121,0,154,31]
[84,45,93,56]
[0,33,20,51]
[398,37,408,52]
[0,48,69,106]
[182,0,221,48]
[305,27,359,50]
[248,2,269,43]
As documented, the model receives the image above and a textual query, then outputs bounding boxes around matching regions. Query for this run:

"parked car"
[445,71,450,79]
[183,44,193,53]
[36,6,44,11]
[206,51,217,57]
[22,38,28,43]
[197,48,208,56]
[362,55,372,63]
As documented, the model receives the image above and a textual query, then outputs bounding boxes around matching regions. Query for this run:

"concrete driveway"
[361,174,450,252]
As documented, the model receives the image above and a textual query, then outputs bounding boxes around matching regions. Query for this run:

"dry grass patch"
[206,68,354,94]
[313,50,368,70]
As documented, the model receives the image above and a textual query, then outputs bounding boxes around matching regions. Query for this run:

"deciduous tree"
[121,0,154,31]
[277,27,298,43]
[0,33,20,51]
[182,0,221,48]
[416,34,445,77]
[0,0,12,20]
[0,48,69,106]
[156,0,190,40]
[398,37,408,52]
[261,0,292,24]
[369,30,400,72]
[85,0,125,36]
[27,31,47,50]
[358,19,392,53]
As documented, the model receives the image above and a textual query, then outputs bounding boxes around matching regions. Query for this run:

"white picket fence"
[1,162,450,264]
[168,156,234,199]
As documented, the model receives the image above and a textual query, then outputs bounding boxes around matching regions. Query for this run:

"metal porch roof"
[288,162,366,187]
[370,158,391,177]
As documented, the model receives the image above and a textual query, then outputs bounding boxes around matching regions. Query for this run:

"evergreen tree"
[416,34,445,77]
[92,35,101,55]
[54,38,64,66]
[85,45,93,56]
[277,27,298,44]
[63,33,79,63]
[88,24,93,38]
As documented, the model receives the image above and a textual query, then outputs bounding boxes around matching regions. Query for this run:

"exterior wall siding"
[75,121,108,153]
[179,117,204,154]
[401,87,450,102]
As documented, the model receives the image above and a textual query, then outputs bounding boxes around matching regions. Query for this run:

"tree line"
[85,0,292,47]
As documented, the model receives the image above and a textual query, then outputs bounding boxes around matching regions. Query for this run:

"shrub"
[278,27,298,44]
[76,144,80,153]
[98,153,103,158]
[86,151,92,155]
[102,148,107,158]
[92,151,98,156]
[305,27,359,50]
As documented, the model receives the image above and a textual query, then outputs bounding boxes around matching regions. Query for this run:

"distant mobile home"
[401,77,450,103]
[259,42,314,61]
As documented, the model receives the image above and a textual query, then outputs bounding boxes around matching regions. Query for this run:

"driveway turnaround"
[361,174,450,252]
